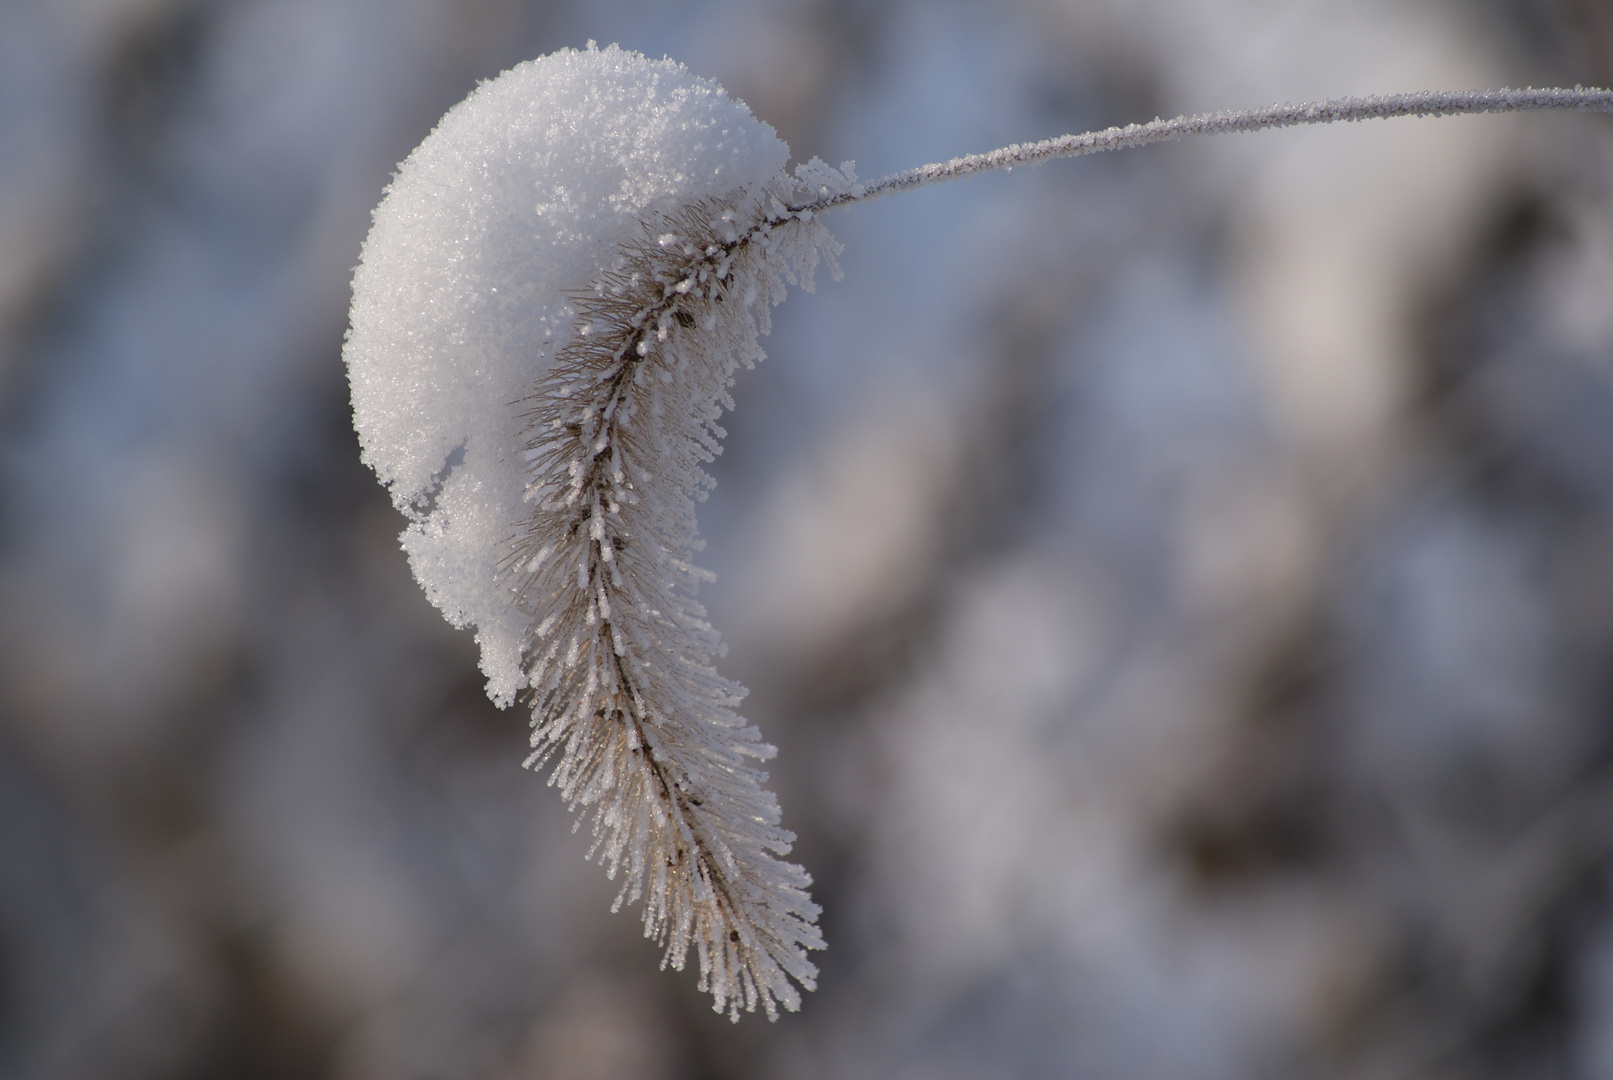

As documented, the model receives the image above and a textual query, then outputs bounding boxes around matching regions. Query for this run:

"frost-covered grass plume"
[343,42,1611,1019]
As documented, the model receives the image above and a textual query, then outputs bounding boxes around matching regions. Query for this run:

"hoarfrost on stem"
[345,34,1610,1022]
[345,42,842,1019]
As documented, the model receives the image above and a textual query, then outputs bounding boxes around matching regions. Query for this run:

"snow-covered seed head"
[344,42,847,1020]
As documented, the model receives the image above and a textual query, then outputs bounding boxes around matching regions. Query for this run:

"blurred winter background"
[4,0,1613,1078]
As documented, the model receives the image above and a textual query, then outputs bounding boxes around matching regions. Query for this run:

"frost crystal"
[345,43,840,1019]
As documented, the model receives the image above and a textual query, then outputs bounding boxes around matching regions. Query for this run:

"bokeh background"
[4,1,1613,1077]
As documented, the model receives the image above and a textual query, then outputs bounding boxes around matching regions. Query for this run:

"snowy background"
[4,1,1613,1078]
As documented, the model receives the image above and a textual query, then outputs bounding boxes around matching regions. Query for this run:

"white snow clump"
[347,43,788,704]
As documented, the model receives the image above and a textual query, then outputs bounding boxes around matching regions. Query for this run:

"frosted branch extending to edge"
[346,50,1612,1024]
[793,86,1613,215]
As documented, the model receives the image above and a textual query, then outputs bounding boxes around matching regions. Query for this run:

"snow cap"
[345,43,789,703]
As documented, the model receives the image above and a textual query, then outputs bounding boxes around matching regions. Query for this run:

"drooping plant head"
[347,43,845,1020]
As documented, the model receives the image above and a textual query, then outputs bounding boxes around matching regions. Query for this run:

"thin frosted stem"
[795,86,1613,215]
